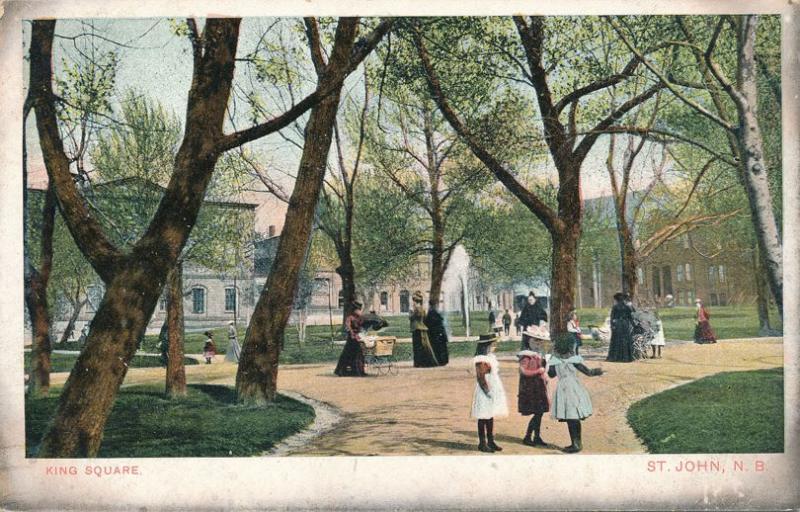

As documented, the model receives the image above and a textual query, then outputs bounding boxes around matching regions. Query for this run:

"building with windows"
[575,196,760,309]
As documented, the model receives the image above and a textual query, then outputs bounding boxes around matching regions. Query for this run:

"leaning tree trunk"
[235,71,349,405]
[549,225,580,337]
[736,15,783,317]
[165,262,187,398]
[58,298,87,345]
[37,266,165,456]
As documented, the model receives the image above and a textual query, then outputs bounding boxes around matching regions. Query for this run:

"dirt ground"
[49,338,783,456]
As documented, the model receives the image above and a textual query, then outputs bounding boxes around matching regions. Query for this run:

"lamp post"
[460,275,470,337]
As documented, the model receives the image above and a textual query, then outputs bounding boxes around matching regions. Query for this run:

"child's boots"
[523,414,546,447]
[564,420,583,453]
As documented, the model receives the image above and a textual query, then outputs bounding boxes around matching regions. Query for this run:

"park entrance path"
[208,338,782,456]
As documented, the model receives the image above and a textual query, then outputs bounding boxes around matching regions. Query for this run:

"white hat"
[228,321,234,325]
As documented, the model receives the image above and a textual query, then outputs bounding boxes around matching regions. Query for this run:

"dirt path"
[53,338,782,455]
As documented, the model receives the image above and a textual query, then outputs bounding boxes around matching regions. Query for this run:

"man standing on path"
[502,309,512,337]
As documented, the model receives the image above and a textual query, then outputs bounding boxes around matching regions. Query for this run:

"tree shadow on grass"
[189,383,236,404]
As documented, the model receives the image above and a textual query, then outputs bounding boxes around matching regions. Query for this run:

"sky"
[23,16,672,234]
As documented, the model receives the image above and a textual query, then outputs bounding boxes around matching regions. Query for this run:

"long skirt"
[225,339,241,362]
[518,376,549,416]
[694,321,717,344]
[412,330,439,367]
[334,337,366,376]
[607,323,634,362]
[428,329,449,366]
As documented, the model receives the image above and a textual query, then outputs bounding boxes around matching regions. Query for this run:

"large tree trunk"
[549,225,580,336]
[37,267,164,456]
[25,185,57,398]
[31,19,241,457]
[235,23,357,404]
[165,262,187,398]
[24,272,52,398]
[736,15,782,317]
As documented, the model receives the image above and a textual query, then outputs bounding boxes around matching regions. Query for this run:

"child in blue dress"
[547,334,603,453]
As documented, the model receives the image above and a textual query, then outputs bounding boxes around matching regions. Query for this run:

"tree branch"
[413,24,559,234]
[217,18,394,152]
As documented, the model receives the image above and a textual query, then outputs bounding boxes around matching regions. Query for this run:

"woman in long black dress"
[518,292,548,351]
[425,307,449,366]
[607,292,635,362]
[334,301,367,376]
[410,291,439,367]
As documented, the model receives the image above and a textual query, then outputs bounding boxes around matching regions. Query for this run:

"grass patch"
[576,304,782,341]
[25,384,314,457]
[25,352,198,373]
[627,367,783,453]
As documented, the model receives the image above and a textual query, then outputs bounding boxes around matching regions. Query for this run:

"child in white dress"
[650,312,665,359]
[471,334,509,452]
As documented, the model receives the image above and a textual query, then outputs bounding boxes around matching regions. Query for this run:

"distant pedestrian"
[519,292,548,351]
[203,331,217,364]
[158,322,169,366]
[488,309,496,332]
[225,321,241,362]
[410,291,439,367]
[566,310,582,356]
[693,299,717,344]
[650,311,666,358]
[607,292,635,362]
[514,312,521,336]
[502,309,512,336]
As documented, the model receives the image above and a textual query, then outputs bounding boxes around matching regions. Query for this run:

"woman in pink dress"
[693,298,717,344]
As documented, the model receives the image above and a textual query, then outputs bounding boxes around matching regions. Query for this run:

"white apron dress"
[650,320,666,346]
[471,354,509,419]
[549,355,593,421]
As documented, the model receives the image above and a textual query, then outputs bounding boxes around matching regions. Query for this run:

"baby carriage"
[358,312,398,375]
[631,309,659,360]
[359,335,398,375]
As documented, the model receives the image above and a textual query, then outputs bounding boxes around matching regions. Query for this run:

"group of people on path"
[470,327,603,454]
[606,292,716,363]
[334,291,451,377]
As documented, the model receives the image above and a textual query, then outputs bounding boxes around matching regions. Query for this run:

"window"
[710,293,719,306]
[684,263,692,282]
[637,267,644,284]
[718,265,726,283]
[268,225,276,238]
[380,291,388,308]
[708,265,717,284]
[687,290,695,304]
[192,287,206,314]
[682,234,690,249]
[225,287,237,312]
[399,290,410,313]
[652,267,661,297]
[719,293,727,306]
[338,290,344,309]
[676,265,684,282]
[677,291,683,305]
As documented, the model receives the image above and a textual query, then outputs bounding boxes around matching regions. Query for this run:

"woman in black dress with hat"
[410,291,439,367]
[334,301,367,376]
[607,292,635,362]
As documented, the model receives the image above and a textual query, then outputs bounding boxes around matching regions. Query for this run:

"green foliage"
[26,385,314,457]
[627,367,783,453]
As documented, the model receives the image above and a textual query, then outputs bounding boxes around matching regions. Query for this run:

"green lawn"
[65,304,776,368]
[576,304,782,341]
[25,352,198,373]
[25,384,314,457]
[627,367,783,453]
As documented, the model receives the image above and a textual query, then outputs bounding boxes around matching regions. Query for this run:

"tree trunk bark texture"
[235,25,356,403]
[549,225,580,337]
[165,262,187,398]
